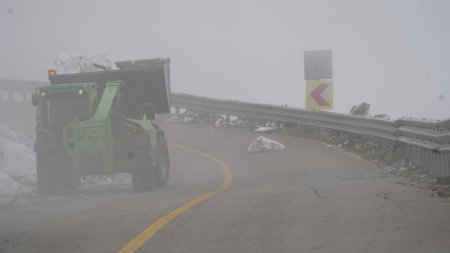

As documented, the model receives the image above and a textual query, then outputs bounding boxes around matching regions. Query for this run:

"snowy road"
[1,123,450,253]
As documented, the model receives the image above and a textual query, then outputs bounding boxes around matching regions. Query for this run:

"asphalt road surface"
[1,123,449,253]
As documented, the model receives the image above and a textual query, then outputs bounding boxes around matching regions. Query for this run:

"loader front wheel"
[132,148,154,192]
[154,138,169,187]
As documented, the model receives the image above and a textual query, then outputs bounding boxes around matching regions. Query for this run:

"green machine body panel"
[62,81,120,175]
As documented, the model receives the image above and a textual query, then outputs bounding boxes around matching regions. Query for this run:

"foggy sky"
[1,0,449,119]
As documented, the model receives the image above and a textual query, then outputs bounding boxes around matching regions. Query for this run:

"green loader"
[32,58,171,195]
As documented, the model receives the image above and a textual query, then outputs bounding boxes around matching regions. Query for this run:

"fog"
[1,0,449,119]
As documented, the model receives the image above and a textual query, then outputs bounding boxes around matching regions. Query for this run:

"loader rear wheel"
[36,150,77,196]
[155,138,169,187]
[132,148,154,192]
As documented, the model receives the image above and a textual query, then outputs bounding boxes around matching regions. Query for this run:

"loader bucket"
[49,58,171,114]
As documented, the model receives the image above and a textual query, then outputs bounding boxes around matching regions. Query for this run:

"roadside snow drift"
[0,122,36,198]
[248,136,285,153]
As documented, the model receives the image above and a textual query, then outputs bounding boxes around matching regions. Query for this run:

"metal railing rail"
[171,93,450,149]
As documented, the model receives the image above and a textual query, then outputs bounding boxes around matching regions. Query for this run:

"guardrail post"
[430,150,439,177]
[412,146,420,164]
[421,148,429,174]
[444,153,450,177]
[404,144,412,164]
[436,152,449,178]
[434,153,442,178]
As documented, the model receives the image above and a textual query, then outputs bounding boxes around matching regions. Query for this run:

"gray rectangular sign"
[304,50,333,80]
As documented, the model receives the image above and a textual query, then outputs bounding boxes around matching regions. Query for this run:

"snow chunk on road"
[248,136,285,153]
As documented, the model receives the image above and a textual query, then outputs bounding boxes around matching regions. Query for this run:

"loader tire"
[132,148,154,192]
[36,150,77,196]
[154,138,170,187]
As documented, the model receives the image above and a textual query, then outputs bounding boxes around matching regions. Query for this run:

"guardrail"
[1,79,449,178]
[171,93,450,178]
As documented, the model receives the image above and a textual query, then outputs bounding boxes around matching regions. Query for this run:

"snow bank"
[55,53,118,74]
[254,121,279,133]
[248,136,285,153]
[0,122,36,198]
[254,126,277,133]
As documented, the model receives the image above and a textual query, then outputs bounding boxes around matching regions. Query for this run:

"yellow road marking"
[117,144,232,253]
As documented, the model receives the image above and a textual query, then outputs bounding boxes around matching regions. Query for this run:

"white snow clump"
[248,136,285,153]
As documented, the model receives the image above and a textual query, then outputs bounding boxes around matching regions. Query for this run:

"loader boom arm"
[92,81,121,121]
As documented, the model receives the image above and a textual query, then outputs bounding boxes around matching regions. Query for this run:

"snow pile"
[164,116,180,123]
[55,53,118,74]
[179,111,200,123]
[248,136,285,153]
[254,121,280,133]
[254,126,277,133]
[215,117,227,127]
[81,173,131,187]
[373,114,391,120]
[229,118,248,127]
[0,122,36,198]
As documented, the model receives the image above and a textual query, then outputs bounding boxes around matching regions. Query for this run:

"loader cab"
[33,83,97,134]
